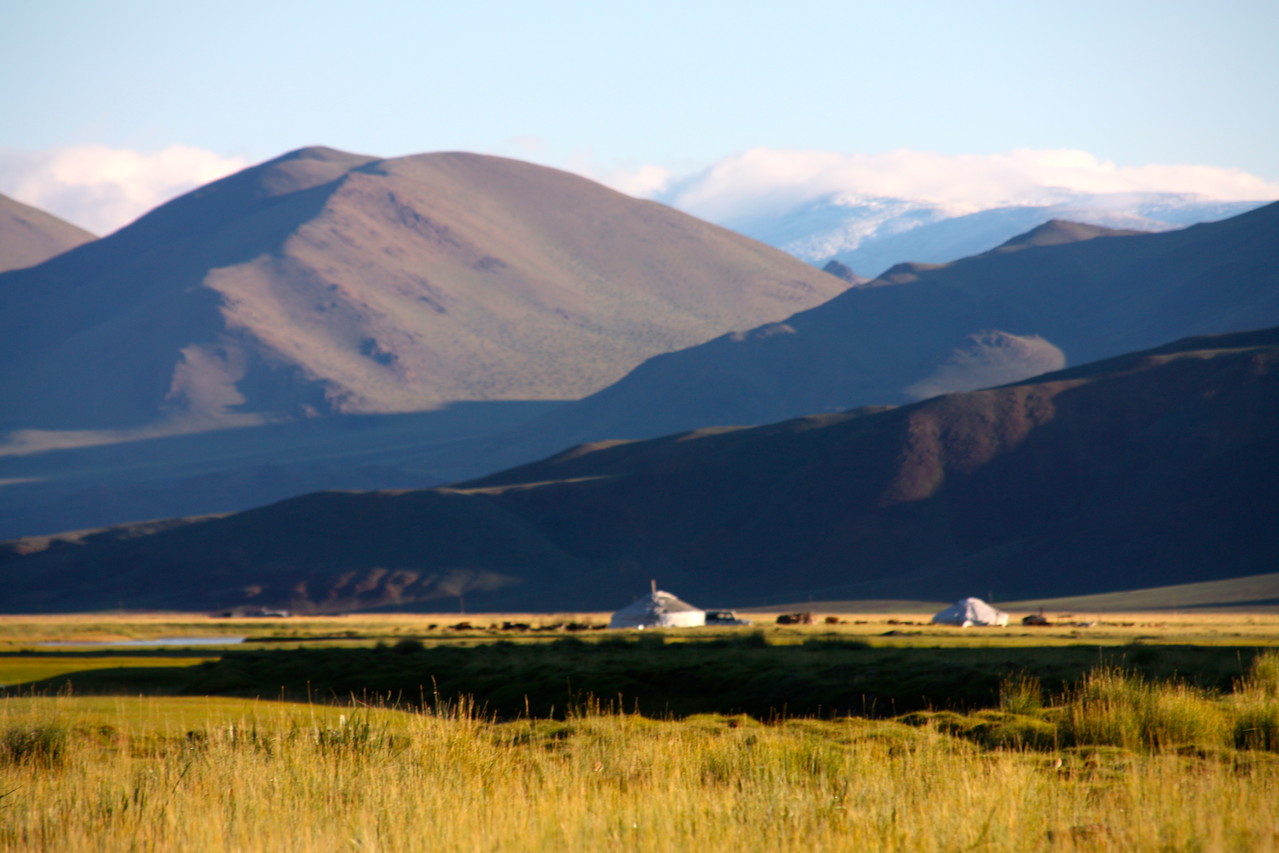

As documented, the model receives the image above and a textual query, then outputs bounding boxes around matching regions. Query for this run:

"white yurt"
[931,597,1009,627]
[609,590,706,629]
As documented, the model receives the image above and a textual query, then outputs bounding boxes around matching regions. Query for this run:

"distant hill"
[4,327,1276,612]
[0,194,95,273]
[517,204,1279,445]
[0,146,848,439]
[985,218,1147,252]
[820,259,869,284]
[1002,572,1279,613]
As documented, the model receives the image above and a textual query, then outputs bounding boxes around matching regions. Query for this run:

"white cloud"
[0,145,247,235]
[595,163,674,198]
[646,148,1279,224]
[543,148,680,201]
[503,135,547,155]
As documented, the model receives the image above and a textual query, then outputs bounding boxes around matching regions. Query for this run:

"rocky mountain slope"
[4,327,1275,612]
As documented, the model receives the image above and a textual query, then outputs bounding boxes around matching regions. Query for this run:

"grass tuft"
[1058,668,1229,751]
[998,672,1044,715]
[1237,649,1279,699]
[1231,650,1279,751]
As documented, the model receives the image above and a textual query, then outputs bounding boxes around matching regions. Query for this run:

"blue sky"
[3,0,1277,232]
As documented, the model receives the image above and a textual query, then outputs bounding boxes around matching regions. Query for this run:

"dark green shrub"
[392,638,424,654]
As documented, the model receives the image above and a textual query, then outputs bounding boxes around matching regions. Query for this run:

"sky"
[3,0,1278,234]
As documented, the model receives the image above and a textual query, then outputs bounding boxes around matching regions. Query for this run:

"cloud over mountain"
[0,145,247,234]
[651,148,1279,225]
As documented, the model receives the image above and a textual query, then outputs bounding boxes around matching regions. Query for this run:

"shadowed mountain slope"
[0,146,847,439]
[4,328,1276,612]
[986,218,1147,252]
[519,205,1279,445]
[0,194,96,273]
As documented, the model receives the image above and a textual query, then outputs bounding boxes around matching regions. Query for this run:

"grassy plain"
[2,612,1279,850]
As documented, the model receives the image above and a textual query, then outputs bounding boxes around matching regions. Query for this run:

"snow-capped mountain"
[647,148,1276,278]
[715,191,1268,278]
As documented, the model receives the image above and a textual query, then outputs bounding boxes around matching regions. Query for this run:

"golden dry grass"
[2,694,1279,852]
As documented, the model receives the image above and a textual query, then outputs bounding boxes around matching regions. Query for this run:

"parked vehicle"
[704,609,752,626]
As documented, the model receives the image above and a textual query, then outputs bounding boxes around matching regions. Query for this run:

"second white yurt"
[931,597,1009,627]
[609,590,706,629]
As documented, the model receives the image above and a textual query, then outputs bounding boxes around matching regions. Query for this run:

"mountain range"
[3,327,1275,612]
[1,150,1276,595]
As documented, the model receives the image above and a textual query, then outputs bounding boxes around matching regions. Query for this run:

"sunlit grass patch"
[0,656,210,688]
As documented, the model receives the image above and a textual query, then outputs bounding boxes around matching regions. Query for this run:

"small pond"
[36,636,248,648]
